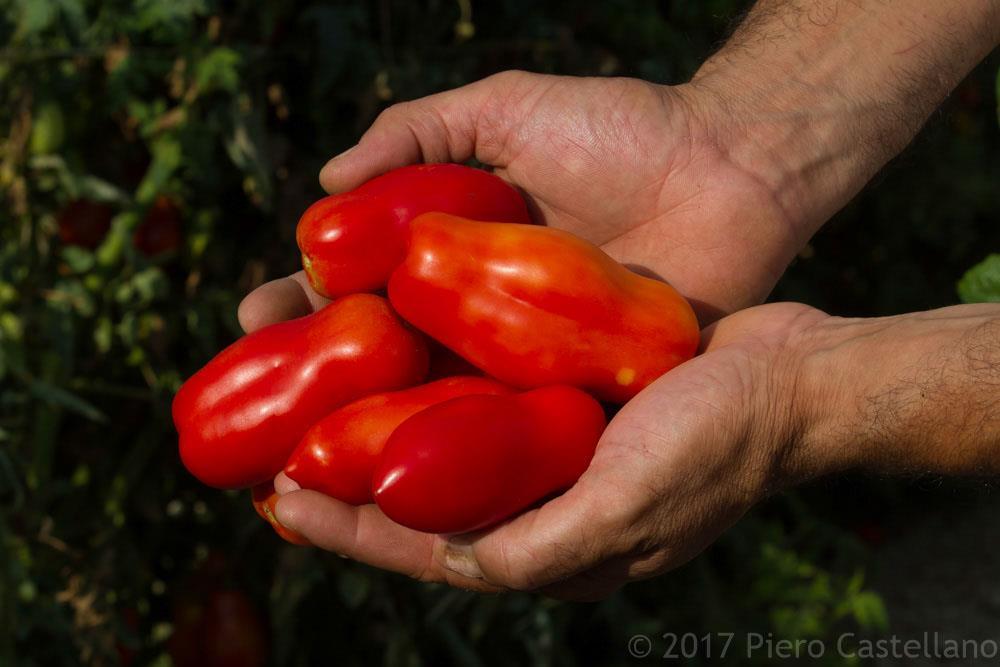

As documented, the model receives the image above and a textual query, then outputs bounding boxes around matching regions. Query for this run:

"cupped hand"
[235,71,827,599]
[240,70,808,331]
[267,302,832,600]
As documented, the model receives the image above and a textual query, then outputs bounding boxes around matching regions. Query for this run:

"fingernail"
[441,539,483,579]
[273,472,300,495]
[274,497,299,529]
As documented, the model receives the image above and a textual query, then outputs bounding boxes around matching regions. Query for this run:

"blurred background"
[1,1,998,665]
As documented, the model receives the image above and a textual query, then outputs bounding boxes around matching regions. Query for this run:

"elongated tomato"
[297,163,531,298]
[174,294,428,489]
[372,386,606,534]
[285,376,511,505]
[388,213,699,403]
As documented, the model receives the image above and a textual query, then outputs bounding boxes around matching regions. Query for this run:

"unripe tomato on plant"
[296,163,531,298]
[389,213,700,403]
[284,376,512,505]
[174,294,429,489]
[373,385,606,534]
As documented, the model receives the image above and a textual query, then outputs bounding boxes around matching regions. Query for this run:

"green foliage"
[958,254,1000,303]
[0,0,996,665]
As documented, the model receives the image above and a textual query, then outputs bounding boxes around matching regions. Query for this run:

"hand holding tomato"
[240,72,811,328]
[264,304,830,599]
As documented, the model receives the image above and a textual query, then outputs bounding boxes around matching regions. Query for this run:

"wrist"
[687,0,1000,242]
[682,72,867,241]
[789,305,1000,478]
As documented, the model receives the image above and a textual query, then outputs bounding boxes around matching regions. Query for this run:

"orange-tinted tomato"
[389,213,700,403]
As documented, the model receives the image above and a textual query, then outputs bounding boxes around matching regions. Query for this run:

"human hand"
[267,302,830,600]
[267,300,1000,600]
[241,71,811,331]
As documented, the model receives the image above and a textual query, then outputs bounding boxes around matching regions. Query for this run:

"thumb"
[319,70,529,194]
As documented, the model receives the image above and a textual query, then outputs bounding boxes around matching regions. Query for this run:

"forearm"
[690,0,1000,237]
[794,304,1000,478]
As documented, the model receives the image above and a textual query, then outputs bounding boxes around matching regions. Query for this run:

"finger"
[437,469,638,592]
[539,549,674,601]
[237,271,331,333]
[319,71,530,194]
[274,490,503,593]
[272,471,300,495]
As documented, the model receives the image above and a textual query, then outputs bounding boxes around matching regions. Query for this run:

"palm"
[476,75,798,317]
[270,304,828,599]
[239,73,822,598]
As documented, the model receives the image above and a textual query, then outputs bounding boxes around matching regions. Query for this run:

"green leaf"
[96,211,140,267]
[60,246,95,274]
[132,0,207,32]
[135,136,181,205]
[194,48,242,94]
[29,102,65,155]
[224,96,273,209]
[54,0,85,34]
[16,0,57,37]
[93,316,113,354]
[77,175,130,205]
[27,379,107,423]
[851,592,888,631]
[957,254,1000,303]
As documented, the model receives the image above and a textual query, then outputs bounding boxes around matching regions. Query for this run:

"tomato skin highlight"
[173,294,428,489]
[388,213,700,403]
[372,385,606,534]
[252,481,310,545]
[285,376,511,505]
[296,164,531,298]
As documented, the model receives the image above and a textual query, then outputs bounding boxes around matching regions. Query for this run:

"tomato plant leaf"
[957,254,1000,303]
[27,379,107,423]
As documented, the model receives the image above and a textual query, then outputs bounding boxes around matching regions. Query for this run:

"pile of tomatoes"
[173,164,699,541]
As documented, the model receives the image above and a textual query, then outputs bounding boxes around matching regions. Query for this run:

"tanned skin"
[237,1,1000,600]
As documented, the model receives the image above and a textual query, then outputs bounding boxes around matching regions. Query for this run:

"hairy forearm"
[690,0,1000,237]
[795,304,1000,478]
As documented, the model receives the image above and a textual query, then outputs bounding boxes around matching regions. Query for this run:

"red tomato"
[284,376,512,505]
[372,385,606,534]
[388,213,700,403]
[169,590,268,667]
[296,163,531,298]
[133,195,182,256]
[56,199,114,249]
[252,481,310,545]
[174,294,429,489]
